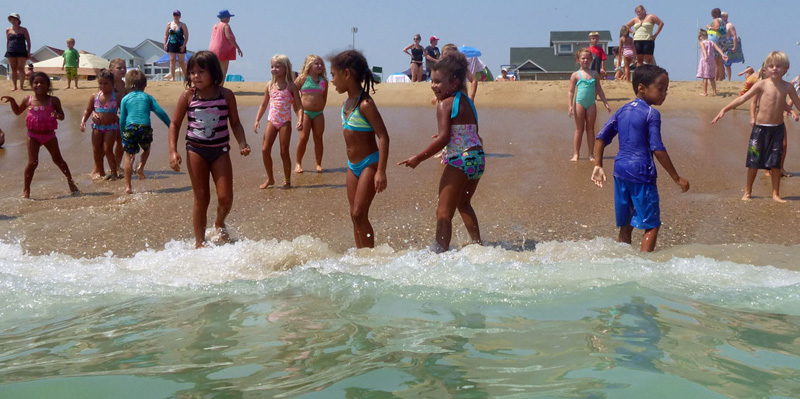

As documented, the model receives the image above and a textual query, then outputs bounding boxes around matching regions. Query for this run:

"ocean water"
[1,237,798,398]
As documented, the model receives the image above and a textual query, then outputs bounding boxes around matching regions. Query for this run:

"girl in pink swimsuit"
[253,54,303,188]
[1,72,79,198]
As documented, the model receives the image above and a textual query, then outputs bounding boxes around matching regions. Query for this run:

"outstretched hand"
[398,156,420,169]
[710,110,725,124]
[591,166,606,187]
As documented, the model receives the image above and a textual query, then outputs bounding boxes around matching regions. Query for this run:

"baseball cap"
[429,35,439,42]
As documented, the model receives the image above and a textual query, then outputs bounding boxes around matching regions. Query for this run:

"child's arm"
[787,82,800,115]
[654,151,689,192]
[222,87,251,156]
[591,139,608,187]
[399,98,452,168]
[51,96,65,121]
[0,96,26,115]
[61,54,65,70]
[594,72,611,112]
[168,90,190,171]
[711,41,728,61]
[149,96,171,127]
[712,80,763,123]
[79,94,95,131]
[290,82,303,131]
[119,98,127,129]
[253,83,270,133]
[567,72,577,116]
[360,97,390,193]
[698,41,707,63]
[469,76,478,101]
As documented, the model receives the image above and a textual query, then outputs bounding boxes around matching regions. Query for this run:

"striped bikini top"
[300,75,327,93]
[94,91,118,113]
[186,89,229,147]
[341,94,374,132]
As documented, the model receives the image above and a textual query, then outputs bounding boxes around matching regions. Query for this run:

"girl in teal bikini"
[568,48,611,161]
[330,50,390,249]
[294,55,328,173]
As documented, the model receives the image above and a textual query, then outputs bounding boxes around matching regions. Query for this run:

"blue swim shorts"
[614,177,661,230]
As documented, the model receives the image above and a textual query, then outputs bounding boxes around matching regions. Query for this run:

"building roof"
[550,30,613,43]
[510,46,613,73]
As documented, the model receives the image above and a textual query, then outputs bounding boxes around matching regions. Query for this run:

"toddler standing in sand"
[119,70,171,194]
[591,65,689,252]
[399,52,484,252]
[294,54,328,173]
[61,38,79,89]
[330,50,389,249]
[1,72,79,198]
[169,51,251,248]
[253,54,303,188]
[568,48,610,161]
[711,51,800,202]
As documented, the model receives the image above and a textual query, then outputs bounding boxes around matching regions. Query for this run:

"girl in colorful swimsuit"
[1,72,79,198]
[618,25,636,82]
[254,54,302,188]
[169,51,251,248]
[568,48,611,161]
[330,50,390,249]
[80,69,119,180]
[399,52,483,253]
[294,54,328,173]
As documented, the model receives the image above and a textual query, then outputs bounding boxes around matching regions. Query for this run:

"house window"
[557,43,572,54]
[128,60,134,67]
[144,68,152,74]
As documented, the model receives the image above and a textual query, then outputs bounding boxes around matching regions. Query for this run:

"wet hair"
[619,25,630,37]
[29,72,52,93]
[575,47,592,60]
[186,50,224,88]
[269,54,293,89]
[698,28,708,40]
[297,54,326,85]
[125,69,147,91]
[763,51,790,71]
[96,69,114,86]
[711,8,721,18]
[432,51,469,92]
[330,49,378,94]
[632,64,668,93]
[441,43,458,55]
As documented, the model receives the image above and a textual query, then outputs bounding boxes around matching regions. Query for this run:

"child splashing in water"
[1,72,79,198]
[399,52,484,252]
[119,70,171,194]
[80,69,119,180]
[254,54,303,188]
[169,51,251,248]
[330,50,390,248]
[294,54,328,173]
[568,48,610,161]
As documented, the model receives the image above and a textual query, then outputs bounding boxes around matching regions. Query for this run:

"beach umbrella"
[458,46,482,57]
[32,52,110,76]
[154,52,194,66]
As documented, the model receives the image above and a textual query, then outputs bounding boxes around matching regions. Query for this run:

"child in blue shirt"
[591,65,689,252]
[119,70,171,194]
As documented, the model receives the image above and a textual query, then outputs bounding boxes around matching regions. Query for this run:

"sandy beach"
[0,79,798,260]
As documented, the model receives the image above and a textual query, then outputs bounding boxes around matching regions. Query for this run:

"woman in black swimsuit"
[403,34,424,82]
[163,10,189,81]
[5,13,31,91]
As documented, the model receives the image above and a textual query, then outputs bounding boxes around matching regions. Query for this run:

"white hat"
[8,13,21,22]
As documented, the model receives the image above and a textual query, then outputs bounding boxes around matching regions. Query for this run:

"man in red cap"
[424,35,441,81]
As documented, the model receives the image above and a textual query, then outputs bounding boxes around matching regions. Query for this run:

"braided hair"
[330,50,378,94]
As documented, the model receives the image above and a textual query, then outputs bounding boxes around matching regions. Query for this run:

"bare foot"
[294,164,304,173]
[712,92,718,96]
[195,241,206,249]
[90,172,104,180]
[104,172,119,181]
[135,165,146,179]
[700,93,708,96]
[259,179,275,189]
[282,180,291,188]
[315,165,323,173]
[741,192,752,201]
[21,189,30,199]
[215,225,231,244]
[765,170,771,177]
[569,154,578,162]
[68,180,80,195]
[773,194,787,203]
[125,187,133,194]
[589,157,596,162]
[781,169,792,178]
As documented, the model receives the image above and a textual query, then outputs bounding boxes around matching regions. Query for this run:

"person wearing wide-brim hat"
[5,12,31,91]
[208,9,243,83]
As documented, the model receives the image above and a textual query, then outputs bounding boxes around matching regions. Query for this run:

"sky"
[6,0,800,82]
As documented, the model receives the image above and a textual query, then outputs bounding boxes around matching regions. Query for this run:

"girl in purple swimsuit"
[2,72,79,198]
[80,70,120,179]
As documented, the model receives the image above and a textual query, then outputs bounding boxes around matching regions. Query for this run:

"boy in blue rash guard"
[591,65,690,252]
[119,69,171,194]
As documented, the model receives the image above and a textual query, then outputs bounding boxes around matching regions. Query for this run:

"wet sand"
[0,80,798,258]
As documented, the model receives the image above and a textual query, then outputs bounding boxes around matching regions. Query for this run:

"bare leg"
[42,137,79,194]
[295,113,311,173]
[710,78,718,96]
[584,104,597,160]
[571,104,587,161]
[91,129,105,178]
[178,58,187,82]
[434,165,471,252]
[124,152,135,193]
[219,60,230,86]
[640,227,659,252]
[278,123,292,186]
[114,134,124,176]
[701,79,708,96]
[457,177,482,245]
[742,167,757,200]
[259,123,278,188]
[346,166,378,248]
[186,150,211,247]
[103,132,118,177]
[312,114,325,171]
[725,65,732,81]
[618,225,634,244]
[169,53,177,81]
[770,168,786,203]
[22,138,42,198]
[210,153,234,243]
